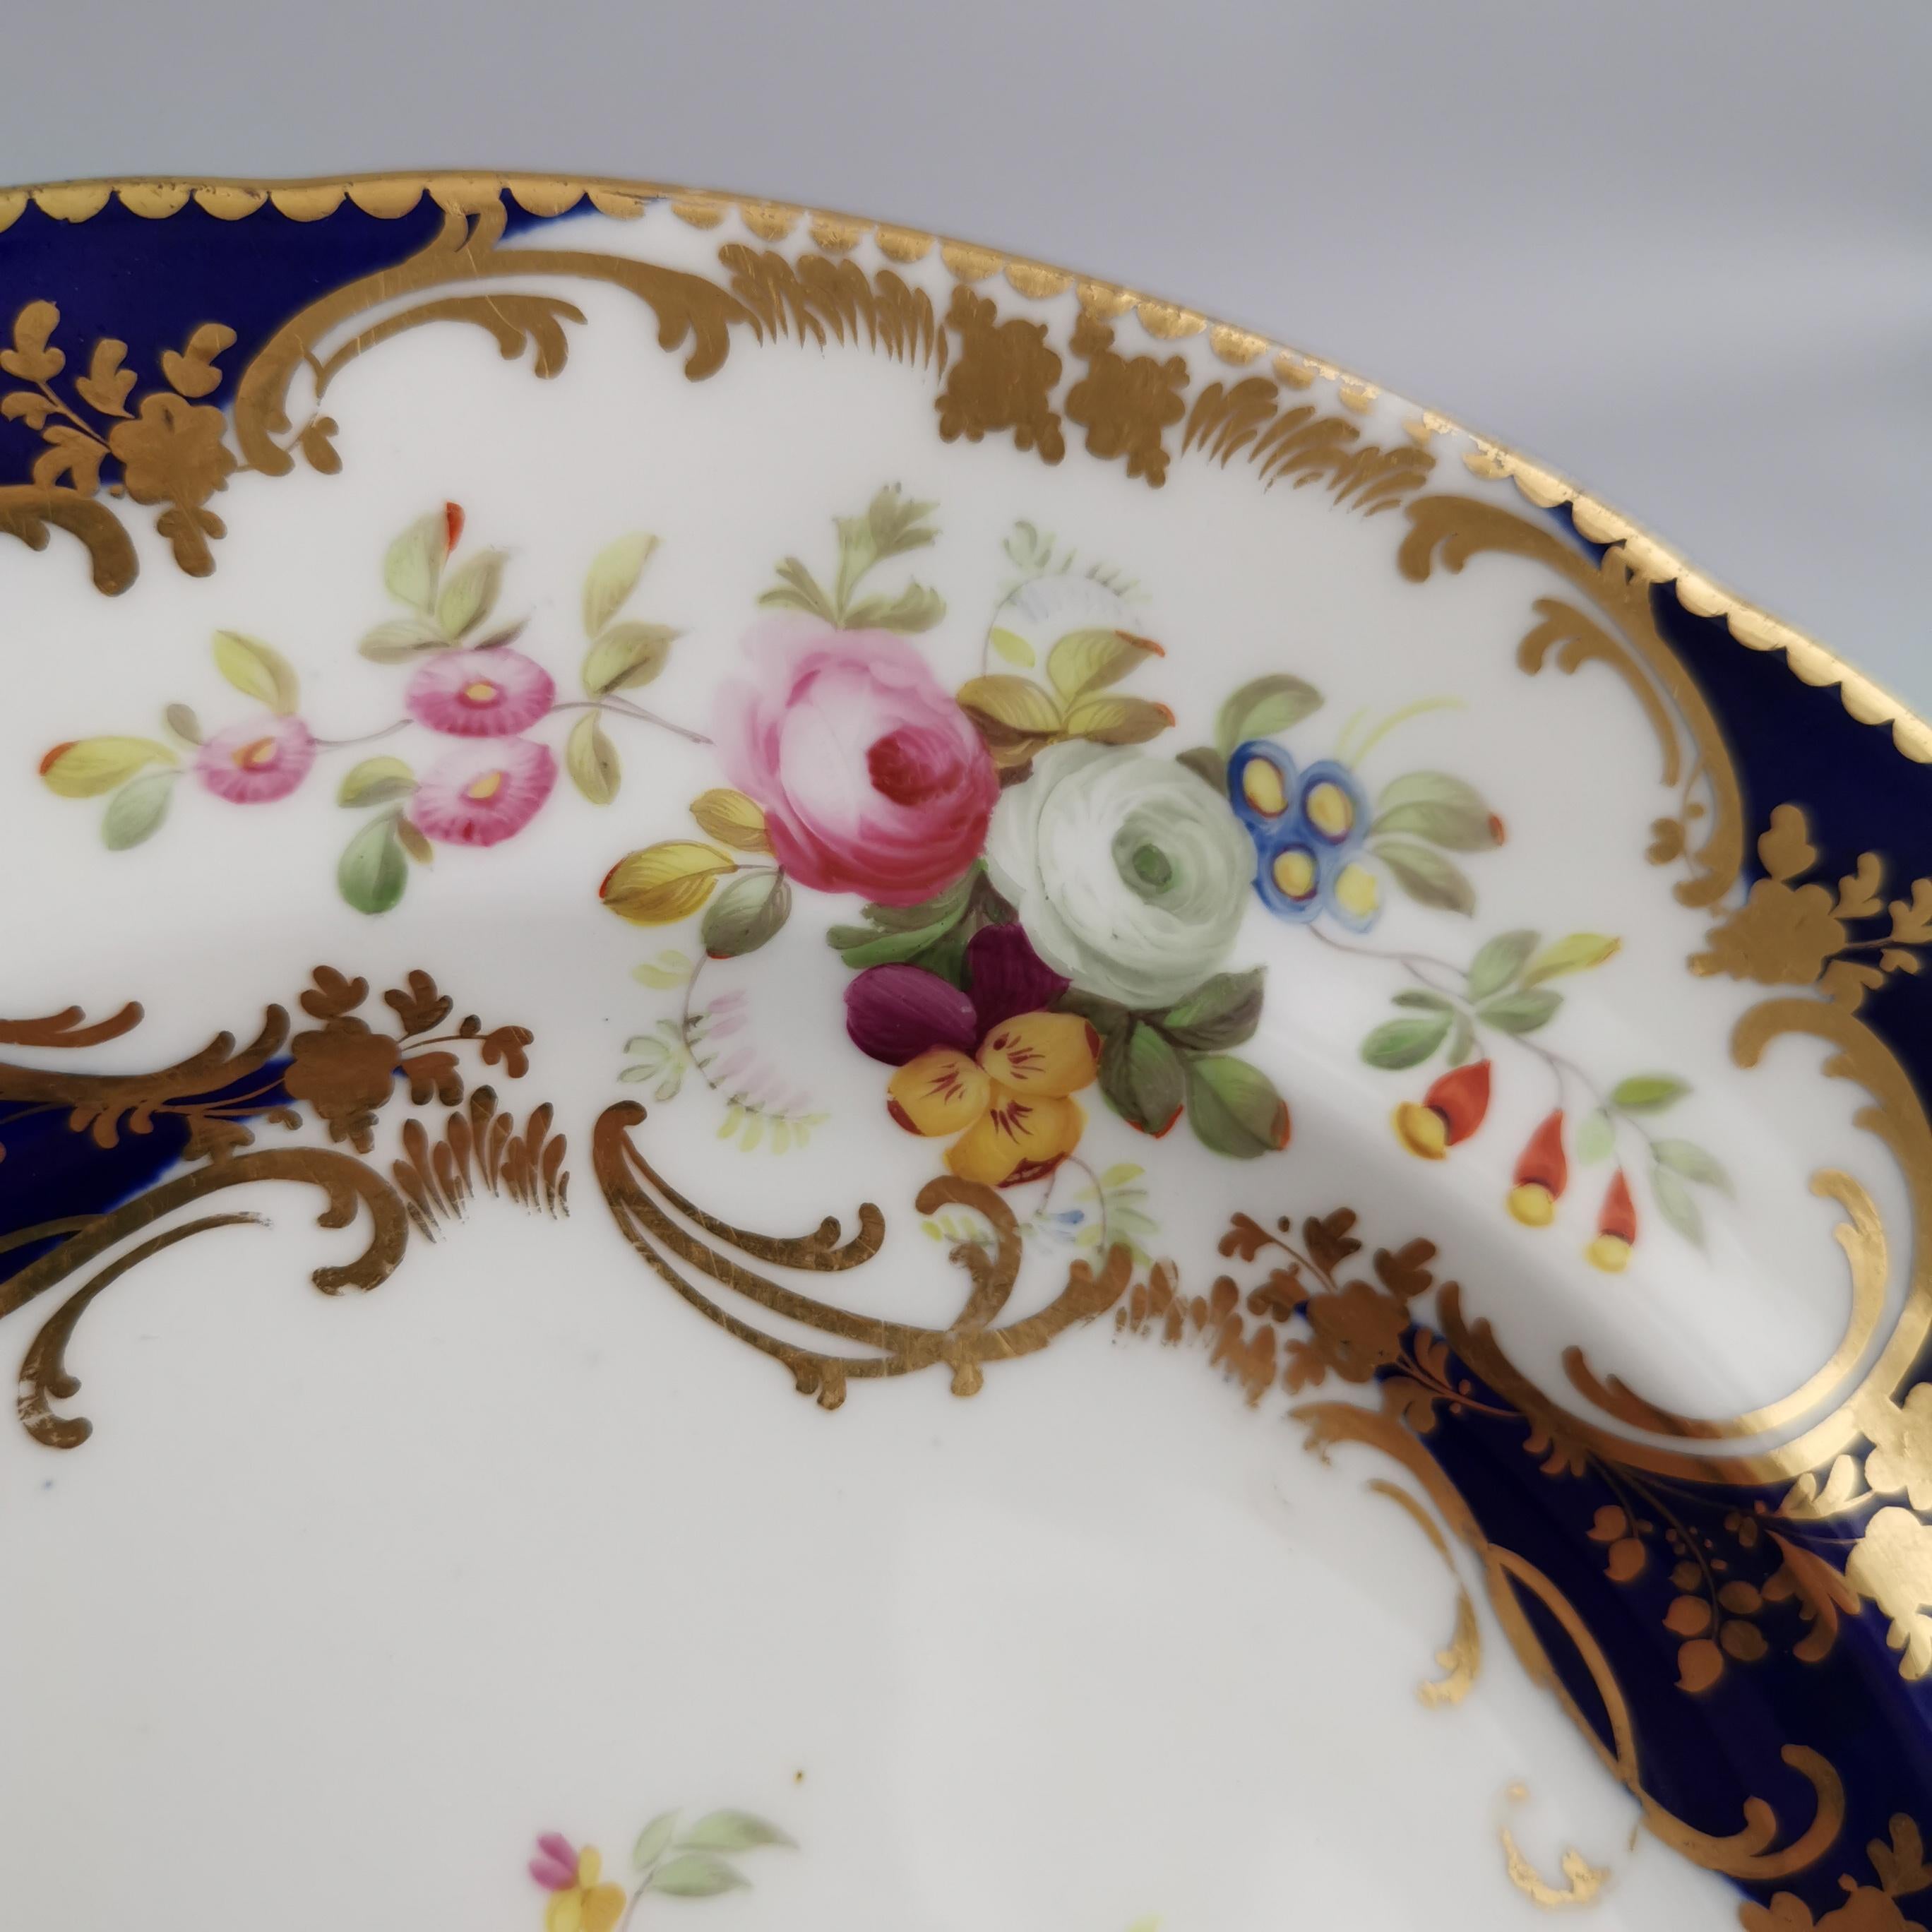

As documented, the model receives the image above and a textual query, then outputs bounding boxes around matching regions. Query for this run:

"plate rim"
[2,165,1923,768]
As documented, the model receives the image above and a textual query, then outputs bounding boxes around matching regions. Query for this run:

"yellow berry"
[1586,1234,1632,1274]
[1508,1183,1555,1227]
[1305,780,1354,840]
[1332,862,1378,919]
[1241,756,1289,817]
[1393,1102,1448,1160]
[1271,847,1317,900]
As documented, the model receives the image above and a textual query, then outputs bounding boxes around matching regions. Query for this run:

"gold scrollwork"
[1368,1477,1481,1705]
[1397,494,1743,909]
[1295,1397,1846,1885]
[0,483,138,594]
[592,1100,1130,1408]
[231,197,744,480]
[0,967,566,1448]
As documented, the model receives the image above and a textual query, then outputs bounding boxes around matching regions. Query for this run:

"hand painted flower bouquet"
[42,485,1728,1269]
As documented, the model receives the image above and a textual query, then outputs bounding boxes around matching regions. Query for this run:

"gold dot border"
[3,170,1921,765]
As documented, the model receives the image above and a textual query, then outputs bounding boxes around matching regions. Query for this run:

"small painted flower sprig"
[1354,926,1729,1271]
[1184,676,1507,936]
[620,945,828,1155]
[36,505,702,914]
[529,1808,793,1932]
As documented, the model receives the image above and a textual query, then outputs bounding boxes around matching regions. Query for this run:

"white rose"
[987,740,1254,1008]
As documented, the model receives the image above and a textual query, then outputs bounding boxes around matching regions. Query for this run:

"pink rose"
[409,736,556,846]
[715,620,996,905]
[195,714,316,803]
[405,647,555,737]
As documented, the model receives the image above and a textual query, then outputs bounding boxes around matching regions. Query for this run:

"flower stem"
[312,718,410,751]
[549,698,710,746]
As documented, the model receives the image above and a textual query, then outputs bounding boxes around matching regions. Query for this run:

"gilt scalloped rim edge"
[4,167,1920,767]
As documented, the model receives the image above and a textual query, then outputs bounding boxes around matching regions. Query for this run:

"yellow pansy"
[888,1010,1100,1185]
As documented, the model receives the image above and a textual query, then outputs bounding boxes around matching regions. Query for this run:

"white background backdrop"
[0,1,1926,698]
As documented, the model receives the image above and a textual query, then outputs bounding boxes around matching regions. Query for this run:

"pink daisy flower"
[194,715,316,803]
[406,648,555,737]
[410,736,556,847]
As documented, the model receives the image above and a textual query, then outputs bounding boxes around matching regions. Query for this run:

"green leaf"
[211,631,299,715]
[469,619,529,652]
[435,548,506,638]
[833,917,961,969]
[1575,1109,1616,1164]
[1057,986,1133,1045]
[679,1811,796,1853]
[1371,772,1498,851]
[40,735,176,797]
[1361,1013,1451,1069]
[828,871,980,964]
[1185,1055,1291,1158]
[647,1853,747,1897]
[1654,1139,1731,1193]
[956,674,1064,738]
[758,558,837,624]
[1214,674,1322,757]
[1445,1013,1474,1066]
[101,770,174,849]
[1373,837,1476,915]
[584,621,678,695]
[395,816,434,866]
[162,702,203,746]
[845,484,938,571]
[857,870,979,934]
[1176,746,1227,793]
[357,616,446,662]
[633,950,694,989]
[338,813,408,914]
[583,531,659,638]
[1476,988,1562,1034]
[989,626,1035,667]
[566,710,621,804]
[1098,1162,1145,1189]
[1612,1074,1690,1114]
[631,1809,680,1872]
[383,510,446,611]
[842,582,946,633]
[1152,969,1265,1052]
[702,869,792,959]
[1046,628,1158,700]
[1522,932,1621,987]
[337,755,416,808]
[1392,989,1456,1012]
[1652,1164,1705,1246]
[1466,929,1539,1003]
[1099,1022,1187,1136]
